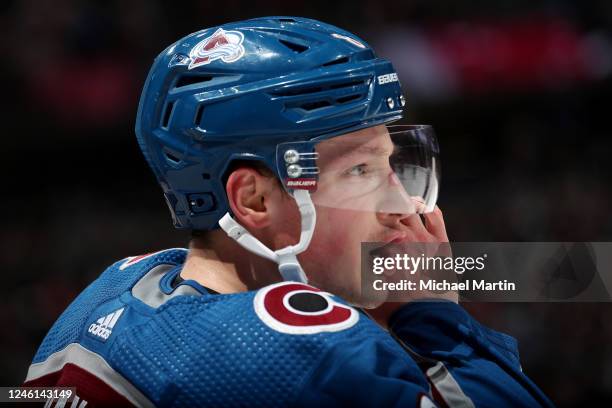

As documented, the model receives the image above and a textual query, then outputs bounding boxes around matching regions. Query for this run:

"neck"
[180,229,283,293]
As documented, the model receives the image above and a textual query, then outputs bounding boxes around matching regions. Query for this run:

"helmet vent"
[161,101,175,129]
[194,105,204,126]
[175,74,214,89]
[322,56,349,67]
[163,148,181,164]
[329,78,365,89]
[271,86,322,97]
[278,18,297,23]
[279,39,309,53]
[336,94,362,104]
[271,79,365,98]
[300,100,331,111]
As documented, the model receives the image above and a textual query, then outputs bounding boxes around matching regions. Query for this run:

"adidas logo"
[88,308,124,341]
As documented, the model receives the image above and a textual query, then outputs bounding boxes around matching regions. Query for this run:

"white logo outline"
[188,28,245,70]
[253,282,359,335]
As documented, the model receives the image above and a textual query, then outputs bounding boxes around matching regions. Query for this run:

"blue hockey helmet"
[135,16,414,231]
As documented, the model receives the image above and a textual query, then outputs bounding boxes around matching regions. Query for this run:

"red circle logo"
[254,282,359,334]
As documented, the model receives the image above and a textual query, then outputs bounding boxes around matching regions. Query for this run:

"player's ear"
[226,166,278,230]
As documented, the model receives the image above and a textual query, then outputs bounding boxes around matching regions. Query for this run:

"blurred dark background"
[2,0,612,406]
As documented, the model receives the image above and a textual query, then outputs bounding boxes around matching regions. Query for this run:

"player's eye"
[346,163,369,176]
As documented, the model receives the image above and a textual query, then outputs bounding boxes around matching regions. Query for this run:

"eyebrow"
[337,144,395,158]
[317,140,397,169]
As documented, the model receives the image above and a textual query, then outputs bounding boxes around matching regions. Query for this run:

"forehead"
[316,125,393,165]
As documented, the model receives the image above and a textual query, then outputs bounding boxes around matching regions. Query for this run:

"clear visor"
[278,125,440,215]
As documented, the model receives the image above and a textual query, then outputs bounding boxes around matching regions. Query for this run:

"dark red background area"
[2,1,612,406]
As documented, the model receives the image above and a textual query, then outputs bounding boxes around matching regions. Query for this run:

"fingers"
[400,213,430,240]
[422,206,448,242]
[383,206,448,243]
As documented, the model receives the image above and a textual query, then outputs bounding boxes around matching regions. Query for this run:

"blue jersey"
[25,248,554,407]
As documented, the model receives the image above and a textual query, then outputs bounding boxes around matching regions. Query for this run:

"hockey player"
[25,17,554,407]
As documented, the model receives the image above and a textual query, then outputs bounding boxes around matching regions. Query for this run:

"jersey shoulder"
[29,259,401,407]
[108,281,394,407]
[30,248,188,364]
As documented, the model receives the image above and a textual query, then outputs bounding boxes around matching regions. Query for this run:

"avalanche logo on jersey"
[188,28,245,69]
[88,308,124,341]
[254,282,359,334]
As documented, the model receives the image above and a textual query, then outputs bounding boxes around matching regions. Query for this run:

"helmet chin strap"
[218,189,316,283]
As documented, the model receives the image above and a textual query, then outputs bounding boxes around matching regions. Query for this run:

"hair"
[191,160,286,239]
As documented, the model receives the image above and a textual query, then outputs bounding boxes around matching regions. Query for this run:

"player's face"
[296,125,415,307]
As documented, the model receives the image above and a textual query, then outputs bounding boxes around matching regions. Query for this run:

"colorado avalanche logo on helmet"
[188,28,245,69]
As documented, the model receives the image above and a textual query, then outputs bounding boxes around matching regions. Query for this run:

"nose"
[388,172,402,187]
[374,170,418,218]
[376,210,412,229]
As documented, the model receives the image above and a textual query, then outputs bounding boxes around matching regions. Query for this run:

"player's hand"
[366,206,458,329]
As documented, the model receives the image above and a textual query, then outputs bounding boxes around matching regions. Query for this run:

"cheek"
[301,207,377,272]
[270,195,303,248]
[312,209,355,254]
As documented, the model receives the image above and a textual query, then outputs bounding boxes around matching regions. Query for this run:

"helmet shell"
[136,16,404,230]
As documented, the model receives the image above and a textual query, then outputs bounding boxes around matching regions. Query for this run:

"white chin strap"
[218,189,316,283]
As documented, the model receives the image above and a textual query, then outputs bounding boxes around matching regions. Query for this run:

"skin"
[180,124,455,328]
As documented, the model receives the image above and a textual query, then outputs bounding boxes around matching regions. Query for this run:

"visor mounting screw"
[386,97,395,109]
[399,95,406,107]
[287,164,302,178]
[284,149,300,164]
